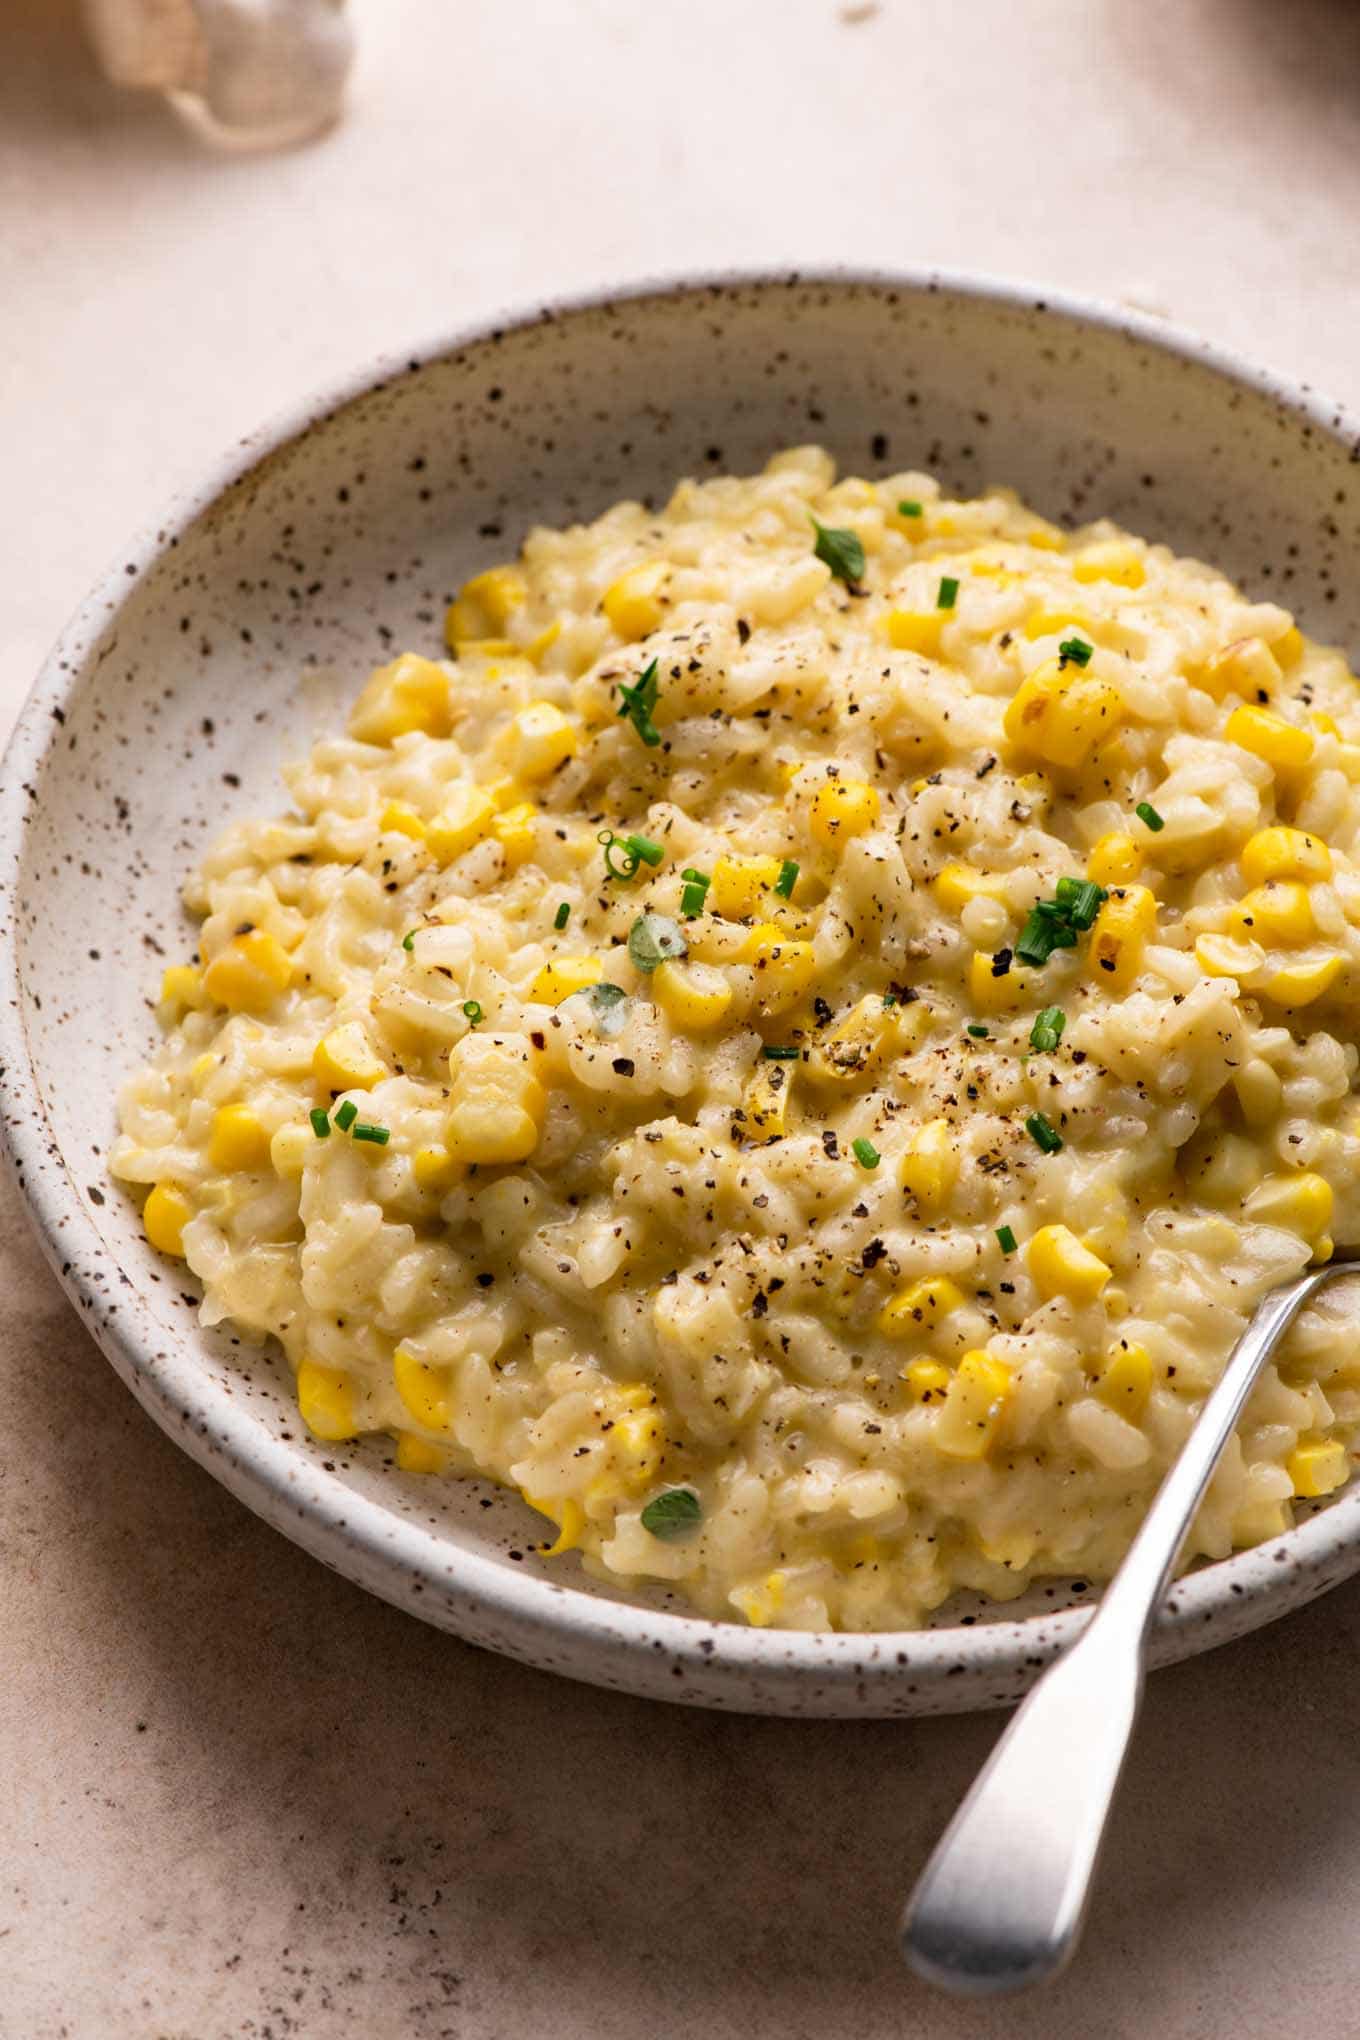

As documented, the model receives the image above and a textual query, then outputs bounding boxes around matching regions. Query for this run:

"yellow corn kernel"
[207,1104,271,1172]
[899,1117,957,1216]
[444,565,527,648]
[1273,624,1304,667]
[507,702,579,782]
[809,777,881,847]
[1226,703,1314,773]
[270,1122,311,1178]
[884,610,944,658]
[525,620,562,664]
[349,652,451,744]
[1028,1223,1112,1304]
[732,1570,786,1627]
[1243,1171,1334,1241]
[602,560,670,641]
[202,928,292,1013]
[878,1276,966,1334]
[378,800,427,842]
[967,947,1034,1014]
[426,784,497,862]
[1287,1437,1350,1499]
[745,1057,795,1141]
[143,1182,191,1257]
[1314,710,1342,737]
[934,862,1007,914]
[1096,1342,1153,1420]
[1023,608,1092,641]
[492,800,538,867]
[1004,658,1126,771]
[446,1033,546,1163]
[1072,539,1145,587]
[393,1343,452,1430]
[1086,832,1143,888]
[652,958,733,1030]
[190,1053,217,1087]
[808,994,911,1084]
[313,1021,387,1093]
[1229,881,1315,946]
[159,963,204,1014]
[902,1359,951,1403]
[1200,636,1282,703]
[396,1431,446,1475]
[934,1350,1013,1460]
[1195,932,1265,980]
[745,922,820,1015]
[1024,520,1065,551]
[1241,826,1331,887]
[1261,954,1344,1008]
[412,1144,464,1193]
[525,1492,587,1556]
[296,1361,358,1442]
[609,1404,664,1492]
[529,955,605,1004]
[710,853,783,919]
[1089,885,1157,990]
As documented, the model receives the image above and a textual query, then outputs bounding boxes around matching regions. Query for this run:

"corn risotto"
[112,446,1360,1631]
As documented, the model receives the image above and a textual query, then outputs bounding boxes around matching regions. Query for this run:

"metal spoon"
[901,1254,1358,1997]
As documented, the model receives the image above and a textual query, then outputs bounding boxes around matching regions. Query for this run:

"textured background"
[6,2,1360,2033]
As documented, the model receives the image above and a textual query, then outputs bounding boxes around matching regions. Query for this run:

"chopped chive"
[616,656,662,748]
[1135,800,1165,833]
[553,901,571,930]
[334,1100,358,1132]
[762,1044,801,1060]
[628,912,687,973]
[1067,880,1105,930]
[851,1136,880,1169]
[680,881,708,918]
[1058,636,1093,668]
[996,1224,1018,1254]
[462,999,483,1023]
[402,929,417,952]
[1025,1111,1063,1154]
[624,832,665,867]
[681,867,711,889]
[966,1023,989,1039]
[774,858,800,899]
[1016,912,1059,967]
[599,829,640,881]
[309,1107,331,1138]
[882,994,897,1010]
[351,1121,390,1145]
[1029,1005,1066,1053]
[937,575,959,611]
[810,515,865,585]
[898,499,924,518]
[640,1486,702,1539]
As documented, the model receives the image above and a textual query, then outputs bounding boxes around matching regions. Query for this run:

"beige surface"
[7,1,1360,2032]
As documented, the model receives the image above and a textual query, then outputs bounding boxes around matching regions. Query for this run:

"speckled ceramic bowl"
[6,271,1360,1717]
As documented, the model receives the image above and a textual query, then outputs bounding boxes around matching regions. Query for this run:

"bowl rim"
[5,262,1360,1706]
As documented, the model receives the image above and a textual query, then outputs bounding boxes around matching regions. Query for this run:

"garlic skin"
[81,0,355,149]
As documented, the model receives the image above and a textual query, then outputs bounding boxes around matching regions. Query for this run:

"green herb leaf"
[1058,636,1093,668]
[334,1100,358,1132]
[462,999,483,1023]
[898,499,924,518]
[761,1044,801,1060]
[582,981,630,1037]
[616,657,662,747]
[851,1136,880,1169]
[309,1107,331,1138]
[351,1121,390,1145]
[1029,1005,1066,1052]
[1025,1111,1063,1154]
[937,575,959,611]
[402,929,417,952]
[1135,800,1165,833]
[640,1487,703,1540]
[628,913,687,974]
[774,858,800,899]
[553,901,571,930]
[996,1224,1017,1254]
[810,516,866,586]
[966,1023,989,1039]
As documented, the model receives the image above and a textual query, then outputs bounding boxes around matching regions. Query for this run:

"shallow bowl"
[6,270,1360,1716]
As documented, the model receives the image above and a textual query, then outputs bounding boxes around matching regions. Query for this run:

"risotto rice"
[111,446,1360,1631]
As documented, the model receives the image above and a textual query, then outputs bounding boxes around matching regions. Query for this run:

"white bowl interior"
[8,275,1360,1713]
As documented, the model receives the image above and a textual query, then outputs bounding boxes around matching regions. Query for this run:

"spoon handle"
[901,1263,1337,1997]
